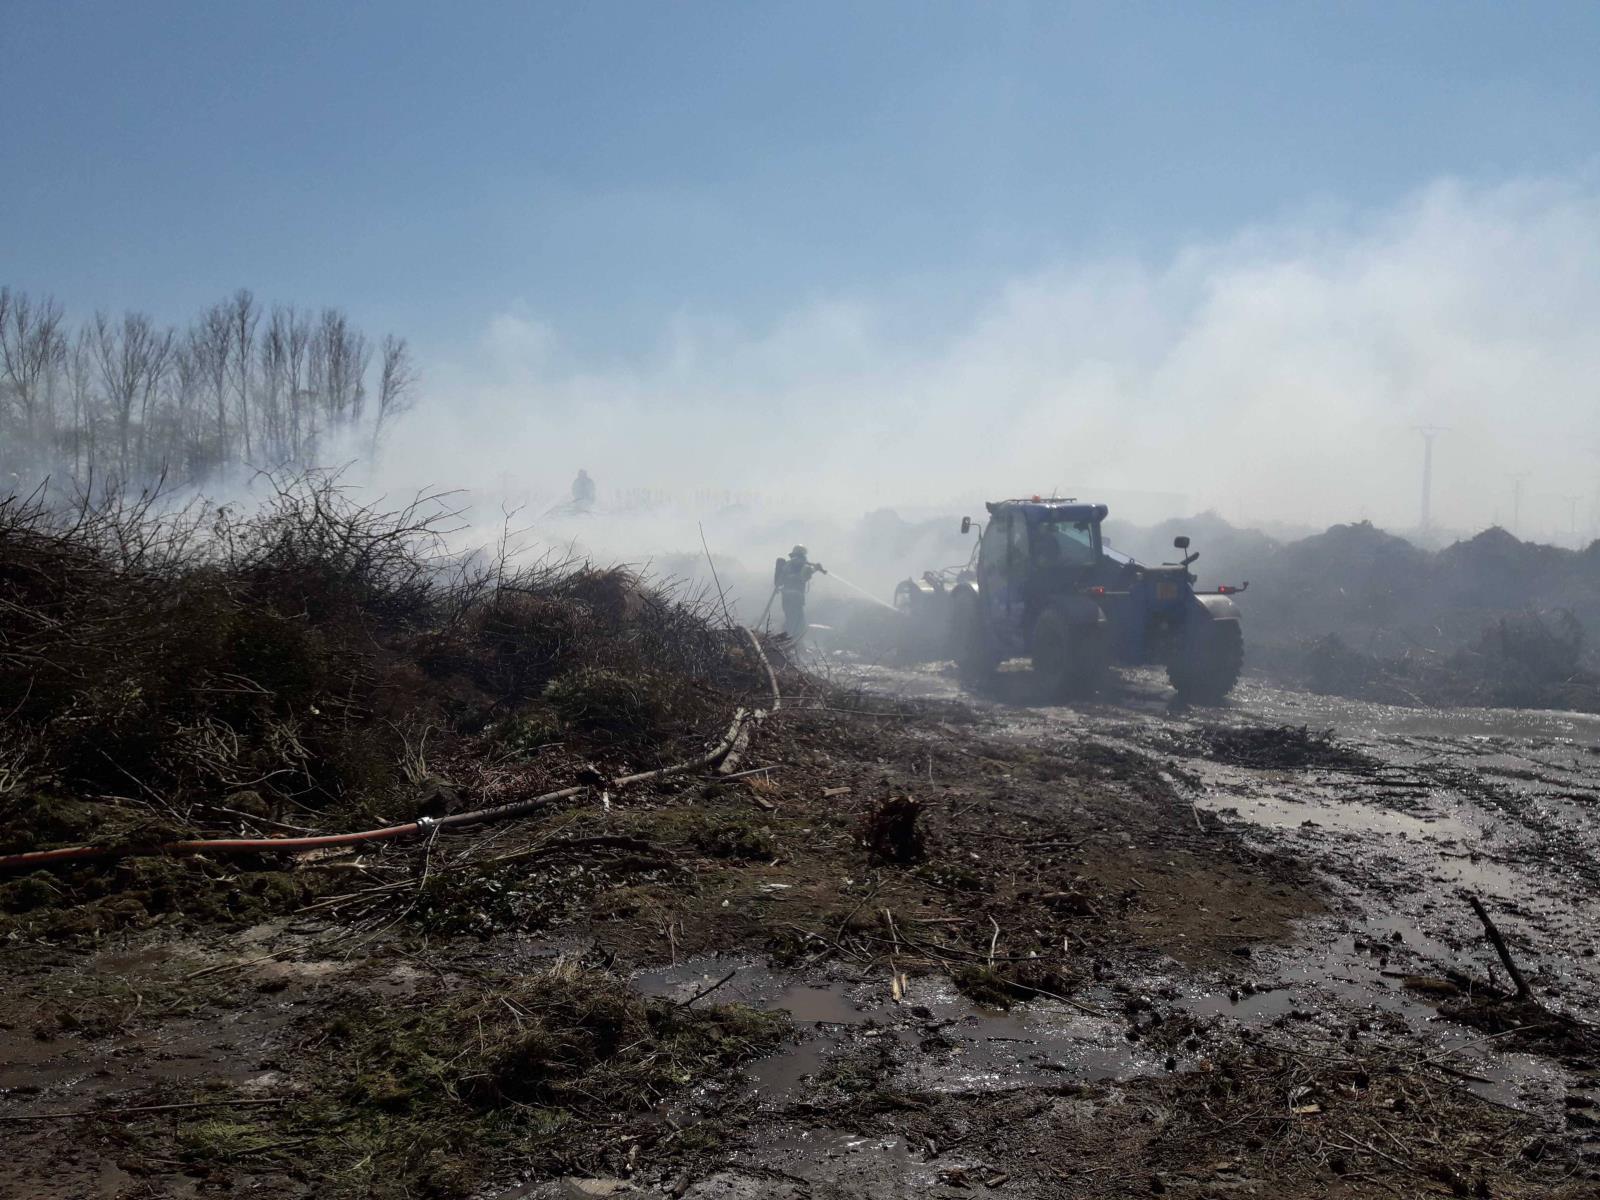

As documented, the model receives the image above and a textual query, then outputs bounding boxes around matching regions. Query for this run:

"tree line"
[0,286,417,490]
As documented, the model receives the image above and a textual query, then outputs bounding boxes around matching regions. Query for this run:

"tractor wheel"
[1169,618,1243,704]
[952,591,998,683]
[1031,607,1108,699]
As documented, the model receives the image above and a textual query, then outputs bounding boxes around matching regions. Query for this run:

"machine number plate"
[1157,583,1179,600]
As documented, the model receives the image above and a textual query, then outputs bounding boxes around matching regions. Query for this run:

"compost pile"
[1305,611,1600,712]
[1268,526,1600,711]
[1110,513,1600,712]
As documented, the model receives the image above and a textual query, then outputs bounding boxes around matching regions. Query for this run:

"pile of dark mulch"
[1162,724,1375,772]
[1304,614,1600,714]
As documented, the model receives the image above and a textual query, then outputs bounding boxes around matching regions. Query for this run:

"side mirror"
[1173,535,1190,550]
[960,517,972,534]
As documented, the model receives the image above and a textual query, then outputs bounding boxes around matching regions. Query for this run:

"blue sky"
[7,2,1600,534]
[5,1,1599,358]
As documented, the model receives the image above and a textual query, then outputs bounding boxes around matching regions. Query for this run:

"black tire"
[1031,606,1109,699]
[952,590,998,683]
[1168,618,1243,704]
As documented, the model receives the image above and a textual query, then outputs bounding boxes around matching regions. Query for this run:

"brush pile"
[0,472,758,925]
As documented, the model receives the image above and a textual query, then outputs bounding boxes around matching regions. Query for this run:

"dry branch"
[1466,893,1532,1001]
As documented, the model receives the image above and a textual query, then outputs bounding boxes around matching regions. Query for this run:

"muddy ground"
[5,656,1600,1198]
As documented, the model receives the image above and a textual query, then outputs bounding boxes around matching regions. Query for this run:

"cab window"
[1033,519,1099,567]
[1007,515,1031,573]
[978,514,1010,587]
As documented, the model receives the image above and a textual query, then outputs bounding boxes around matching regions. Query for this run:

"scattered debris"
[7,483,1600,1199]
[1158,723,1375,772]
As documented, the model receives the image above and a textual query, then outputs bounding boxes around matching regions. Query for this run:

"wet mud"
[635,961,1164,1103]
[509,656,1600,1197]
[846,662,1600,1077]
[8,654,1600,1197]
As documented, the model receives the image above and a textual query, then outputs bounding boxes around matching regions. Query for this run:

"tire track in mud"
[490,660,1600,1198]
[840,660,1600,1117]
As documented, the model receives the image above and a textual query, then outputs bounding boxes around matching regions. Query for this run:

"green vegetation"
[273,960,789,1198]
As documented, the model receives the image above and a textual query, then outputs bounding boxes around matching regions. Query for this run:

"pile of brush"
[0,471,752,866]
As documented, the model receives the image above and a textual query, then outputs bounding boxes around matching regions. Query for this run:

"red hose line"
[0,686,769,875]
[0,822,422,871]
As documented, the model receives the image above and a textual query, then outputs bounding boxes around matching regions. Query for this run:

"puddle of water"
[0,1012,275,1100]
[93,945,179,973]
[1427,853,1533,898]
[640,1125,978,1199]
[754,1128,918,1162]
[837,661,1596,1124]
[772,983,870,1025]
[257,957,349,983]
[636,960,1163,1103]
[0,1152,195,1200]
[736,1126,934,1177]
[634,962,890,1025]
[1174,913,1570,1109]
[1198,788,1473,842]
[632,959,783,1009]
[368,963,442,996]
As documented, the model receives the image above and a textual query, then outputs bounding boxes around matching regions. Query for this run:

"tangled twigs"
[4,468,770,868]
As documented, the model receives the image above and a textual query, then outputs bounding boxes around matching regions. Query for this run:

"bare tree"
[260,311,288,462]
[226,289,259,462]
[0,288,68,443]
[285,307,311,460]
[93,311,174,479]
[191,302,233,472]
[167,339,205,476]
[372,334,419,456]
[310,308,370,434]
[65,328,98,479]
[261,304,315,463]
[1,285,416,490]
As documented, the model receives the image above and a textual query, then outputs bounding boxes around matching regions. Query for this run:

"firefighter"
[571,468,596,511]
[774,544,826,640]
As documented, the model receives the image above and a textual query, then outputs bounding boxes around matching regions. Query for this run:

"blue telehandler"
[894,498,1247,702]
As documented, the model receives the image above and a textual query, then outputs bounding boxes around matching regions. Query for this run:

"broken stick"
[1467,893,1531,1001]
[675,967,738,1009]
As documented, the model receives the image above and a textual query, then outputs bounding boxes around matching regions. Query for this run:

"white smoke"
[378,175,1600,549]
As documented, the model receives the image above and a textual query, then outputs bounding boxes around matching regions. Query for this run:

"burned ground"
[0,692,1334,1200]
[3,487,1600,1198]
[1142,723,1377,773]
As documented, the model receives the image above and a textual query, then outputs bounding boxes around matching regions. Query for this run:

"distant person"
[571,468,596,511]
[774,544,826,640]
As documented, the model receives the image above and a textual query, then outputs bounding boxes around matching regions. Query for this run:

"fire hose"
[0,629,781,875]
